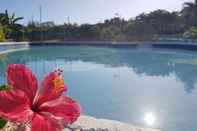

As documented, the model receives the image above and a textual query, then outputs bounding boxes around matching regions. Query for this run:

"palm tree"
[0,10,23,27]
[0,10,23,40]
[181,0,197,27]
[9,13,23,27]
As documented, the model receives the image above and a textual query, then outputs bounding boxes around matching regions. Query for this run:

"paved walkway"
[64,115,161,131]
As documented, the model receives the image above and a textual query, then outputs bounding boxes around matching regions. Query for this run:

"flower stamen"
[53,76,65,92]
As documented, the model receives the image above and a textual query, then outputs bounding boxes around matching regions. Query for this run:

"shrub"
[183,26,197,39]
[0,26,5,42]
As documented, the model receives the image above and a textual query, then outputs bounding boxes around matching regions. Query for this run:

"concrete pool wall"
[0,41,197,51]
[0,42,29,54]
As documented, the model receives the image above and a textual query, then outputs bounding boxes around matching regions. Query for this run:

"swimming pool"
[0,45,197,131]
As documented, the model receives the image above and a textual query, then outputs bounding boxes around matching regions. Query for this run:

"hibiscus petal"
[0,89,33,123]
[38,96,81,125]
[31,114,63,131]
[35,71,67,107]
[7,64,38,103]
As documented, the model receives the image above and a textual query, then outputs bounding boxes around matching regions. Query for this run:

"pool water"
[0,45,197,131]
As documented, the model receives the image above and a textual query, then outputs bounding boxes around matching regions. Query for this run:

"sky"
[0,0,193,25]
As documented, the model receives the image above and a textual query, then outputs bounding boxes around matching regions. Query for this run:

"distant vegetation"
[0,10,24,41]
[1,0,197,42]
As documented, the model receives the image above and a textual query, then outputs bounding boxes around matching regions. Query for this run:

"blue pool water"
[0,45,197,131]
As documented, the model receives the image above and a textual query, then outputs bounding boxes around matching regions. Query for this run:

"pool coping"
[1,41,197,51]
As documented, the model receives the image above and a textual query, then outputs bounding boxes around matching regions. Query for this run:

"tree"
[181,0,197,27]
[0,10,23,40]
[183,26,197,39]
[0,25,5,42]
[134,10,183,35]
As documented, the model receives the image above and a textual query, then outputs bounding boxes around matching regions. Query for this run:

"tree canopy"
[1,0,197,42]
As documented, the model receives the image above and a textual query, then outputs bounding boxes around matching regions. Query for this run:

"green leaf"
[0,85,10,91]
[0,85,8,129]
[0,118,7,129]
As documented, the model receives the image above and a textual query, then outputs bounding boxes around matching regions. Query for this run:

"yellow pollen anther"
[53,76,65,92]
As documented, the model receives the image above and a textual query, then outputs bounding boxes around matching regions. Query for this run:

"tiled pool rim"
[1,41,197,53]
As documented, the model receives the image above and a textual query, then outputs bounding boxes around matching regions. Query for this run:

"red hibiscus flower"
[0,64,81,131]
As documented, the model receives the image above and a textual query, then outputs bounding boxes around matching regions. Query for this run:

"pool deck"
[1,115,161,131]
[64,115,161,131]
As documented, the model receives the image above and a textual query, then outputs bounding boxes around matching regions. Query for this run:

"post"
[40,5,44,41]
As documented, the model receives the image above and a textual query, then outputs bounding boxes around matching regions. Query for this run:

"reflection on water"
[0,46,197,131]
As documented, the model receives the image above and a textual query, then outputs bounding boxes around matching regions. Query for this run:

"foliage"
[0,85,8,129]
[0,85,10,91]
[181,0,197,27]
[2,0,197,41]
[23,9,187,41]
[0,118,6,129]
[0,10,23,41]
[0,25,5,42]
[183,27,197,39]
